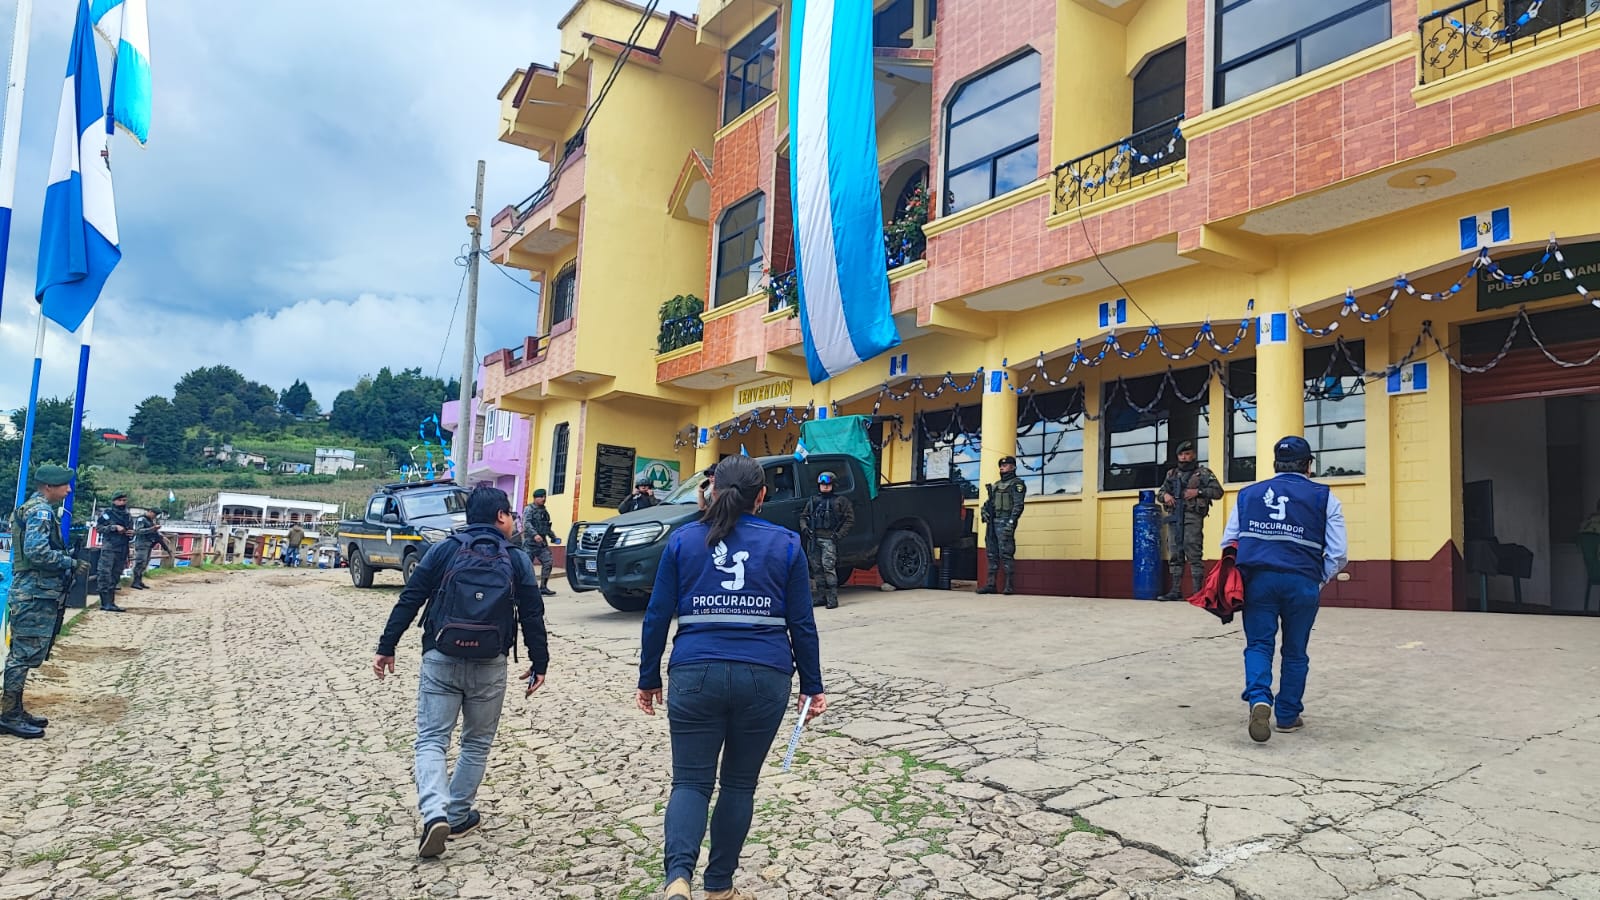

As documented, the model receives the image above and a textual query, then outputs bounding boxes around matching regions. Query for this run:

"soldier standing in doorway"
[800,471,855,610]
[3,465,92,739]
[1159,440,1223,600]
[978,456,1027,595]
[95,491,133,612]
[521,489,560,596]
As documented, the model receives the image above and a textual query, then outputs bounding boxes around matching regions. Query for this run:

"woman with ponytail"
[637,455,826,900]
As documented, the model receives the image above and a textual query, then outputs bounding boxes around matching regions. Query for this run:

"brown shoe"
[664,878,692,899]
[704,889,756,900]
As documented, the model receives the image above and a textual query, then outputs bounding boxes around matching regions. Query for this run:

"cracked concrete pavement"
[0,569,1595,899]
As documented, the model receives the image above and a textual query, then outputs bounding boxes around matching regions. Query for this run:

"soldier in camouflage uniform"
[520,489,560,596]
[129,508,161,589]
[3,465,91,739]
[1159,440,1224,600]
[800,471,855,610]
[95,491,132,612]
[978,456,1027,595]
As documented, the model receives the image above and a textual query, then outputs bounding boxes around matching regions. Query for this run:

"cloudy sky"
[0,0,696,430]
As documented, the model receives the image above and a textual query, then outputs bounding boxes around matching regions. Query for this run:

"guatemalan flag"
[91,0,152,145]
[789,0,901,384]
[36,0,121,333]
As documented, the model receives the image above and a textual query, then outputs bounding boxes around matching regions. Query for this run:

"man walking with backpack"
[372,486,550,858]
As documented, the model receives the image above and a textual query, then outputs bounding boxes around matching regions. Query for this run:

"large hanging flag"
[91,0,152,145]
[789,0,900,384]
[36,0,121,334]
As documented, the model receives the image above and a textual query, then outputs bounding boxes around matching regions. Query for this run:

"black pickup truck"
[567,453,974,612]
[338,479,468,587]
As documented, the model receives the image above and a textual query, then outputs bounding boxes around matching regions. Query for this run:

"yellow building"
[484,0,1600,613]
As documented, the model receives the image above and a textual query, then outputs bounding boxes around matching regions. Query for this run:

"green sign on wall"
[1478,241,1600,310]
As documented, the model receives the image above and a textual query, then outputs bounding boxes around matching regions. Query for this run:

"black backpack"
[430,533,517,659]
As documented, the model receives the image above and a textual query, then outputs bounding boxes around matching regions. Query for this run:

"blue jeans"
[414,650,507,826]
[664,660,791,892]
[1239,568,1322,725]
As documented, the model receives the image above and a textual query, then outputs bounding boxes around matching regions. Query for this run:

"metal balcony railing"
[1051,115,1185,214]
[767,269,799,313]
[511,129,588,220]
[1419,0,1596,84]
[766,229,927,314]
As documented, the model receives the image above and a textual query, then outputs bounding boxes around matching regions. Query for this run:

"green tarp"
[800,415,878,498]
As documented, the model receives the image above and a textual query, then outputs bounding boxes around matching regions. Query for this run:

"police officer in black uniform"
[800,471,855,610]
[618,477,658,514]
[95,491,133,612]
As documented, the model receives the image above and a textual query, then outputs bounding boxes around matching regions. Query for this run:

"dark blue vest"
[1235,473,1330,583]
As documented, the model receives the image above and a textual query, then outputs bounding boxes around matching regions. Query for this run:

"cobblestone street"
[0,570,1596,899]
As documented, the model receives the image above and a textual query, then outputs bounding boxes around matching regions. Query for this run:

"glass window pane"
[717,271,749,306]
[1134,44,1187,99]
[946,90,1041,170]
[1219,0,1310,64]
[945,166,991,213]
[1301,3,1390,73]
[1133,88,1186,134]
[994,143,1040,195]
[950,52,1041,121]
[1219,43,1297,104]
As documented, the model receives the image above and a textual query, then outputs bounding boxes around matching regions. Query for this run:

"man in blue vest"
[1220,435,1347,743]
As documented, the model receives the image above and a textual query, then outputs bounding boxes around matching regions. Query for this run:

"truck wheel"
[349,550,374,588]
[603,591,649,613]
[401,552,419,586]
[877,530,931,590]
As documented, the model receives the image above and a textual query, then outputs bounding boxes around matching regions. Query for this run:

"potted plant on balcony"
[885,182,930,269]
[656,293,704,354]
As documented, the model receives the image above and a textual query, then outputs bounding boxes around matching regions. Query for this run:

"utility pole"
[454,160,485,478]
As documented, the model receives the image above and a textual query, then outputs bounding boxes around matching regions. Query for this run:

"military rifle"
[45,525,89,662]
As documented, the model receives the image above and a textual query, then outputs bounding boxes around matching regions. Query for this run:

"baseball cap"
[35,464,75,486]
[1274,435,1313,463]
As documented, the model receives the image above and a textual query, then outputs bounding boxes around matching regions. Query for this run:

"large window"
[1016,388,1086,496]
[715,193,766,306]
[724,15,777,124]
[1133,44,1186,134]
[549,422,570,495]
[1102,368,1211,491]
[943,51,1041,214]
[915,405,981,499]
[549,264,576,328]
[1225,342,1367,482]
[1214,0,1390,106]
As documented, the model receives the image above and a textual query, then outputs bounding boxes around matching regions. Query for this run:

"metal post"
[453,160,485,478]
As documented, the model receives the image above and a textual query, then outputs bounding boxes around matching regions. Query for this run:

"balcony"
[765,222,929,315]
[1052,116,1185,215]
[1419,0,1597,84]
[490,150,585,268]
[698,0,779,43]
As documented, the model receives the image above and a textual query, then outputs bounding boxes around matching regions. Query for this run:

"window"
[1102,368,1211,491]
[724,15,777,123]
[549,422,570,495]
[915,404,981,498]
[366,497,387,521]
[549,264,576,328]
[715,193,766,306]
[943,52,1041,214]
[1133,44,1186,134]
[1225,341,1367,482]
[766,464,798,503]
[1015,387,1086,496]
[1214,0,1390,106]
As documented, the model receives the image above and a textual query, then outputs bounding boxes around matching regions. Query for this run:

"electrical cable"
[1074,203,1158,327]
[435,253,470,379]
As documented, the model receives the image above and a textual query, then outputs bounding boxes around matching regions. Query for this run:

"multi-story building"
[483,0,1600,613]
[441,369,533,505]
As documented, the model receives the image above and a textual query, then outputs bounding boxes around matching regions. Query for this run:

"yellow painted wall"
[526,398,585,541]
[560,0,671,76]
[577,50,719,397]
[1125,0,1187,77]
[1052,2,1133,163]
[879,81,933,163]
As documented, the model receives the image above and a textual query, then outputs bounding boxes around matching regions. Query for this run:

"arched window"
[548,263,576,328]
[715,193,766,307]
[943,51,1041,214]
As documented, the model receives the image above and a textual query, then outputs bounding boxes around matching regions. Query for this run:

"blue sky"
[0,0,696,429]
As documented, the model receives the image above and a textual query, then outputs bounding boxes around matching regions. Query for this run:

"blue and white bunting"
[789,0,901,384]
[36,0,120,333]
[91,0,151,145]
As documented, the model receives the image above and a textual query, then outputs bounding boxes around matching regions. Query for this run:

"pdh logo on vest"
[711,541,749,591]
[1262,487,1290,522]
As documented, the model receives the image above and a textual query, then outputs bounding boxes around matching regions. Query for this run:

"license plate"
[583,559,596,573]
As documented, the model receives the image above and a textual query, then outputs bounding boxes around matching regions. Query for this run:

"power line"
[435,255,470,379]
[482,252,543,298]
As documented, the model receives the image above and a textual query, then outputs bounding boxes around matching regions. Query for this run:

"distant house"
[277,462,312,475]
[101,432,128,444]
[202,444,269,470]
[314,447,357,475]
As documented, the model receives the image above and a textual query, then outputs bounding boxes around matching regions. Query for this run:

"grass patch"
[1069,815,1106,837]
[22,846,69,865]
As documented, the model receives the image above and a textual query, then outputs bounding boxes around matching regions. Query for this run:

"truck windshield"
[658,473,707,505]
[400,490,467,519]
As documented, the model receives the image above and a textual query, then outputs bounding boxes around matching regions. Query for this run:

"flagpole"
[0,0,35,326]
[62,312,94,536]
[15,311,47,509]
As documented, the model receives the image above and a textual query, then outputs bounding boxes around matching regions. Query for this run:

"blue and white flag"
[91,0,151,145]
[793,440,809,462]
[789,0,900,384]
[37,0,121,333]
